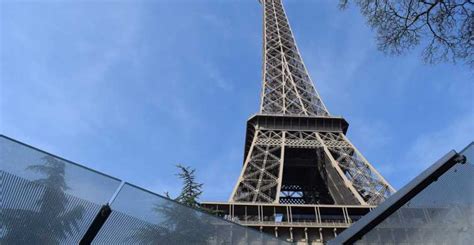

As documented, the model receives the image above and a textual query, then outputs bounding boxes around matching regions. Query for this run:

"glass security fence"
[93,184,287,244]
[354,143,474,244]
[0,135,290,244]
[0,136,122,244]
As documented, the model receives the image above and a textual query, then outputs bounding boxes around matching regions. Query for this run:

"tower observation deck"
[202,0,395,243]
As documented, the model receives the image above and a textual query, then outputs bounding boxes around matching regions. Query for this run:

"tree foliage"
[175,164,203,209]
[129,164,214,244]
[340,0,473,66]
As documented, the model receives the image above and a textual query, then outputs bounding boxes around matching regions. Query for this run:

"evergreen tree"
[175,164,203,209]
[130,164,214,244]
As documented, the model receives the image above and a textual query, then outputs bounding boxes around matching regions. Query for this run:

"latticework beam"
[230,128,395,205]
[230,0,394,208]
[260,0,328,116]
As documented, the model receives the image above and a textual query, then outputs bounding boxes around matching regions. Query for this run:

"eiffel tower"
[203,0,394,243]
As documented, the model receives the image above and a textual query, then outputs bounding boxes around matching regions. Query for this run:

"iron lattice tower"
[203,0,395,242]
[230,0,394,206]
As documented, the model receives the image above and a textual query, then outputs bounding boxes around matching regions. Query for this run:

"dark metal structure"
[202,0,395,243]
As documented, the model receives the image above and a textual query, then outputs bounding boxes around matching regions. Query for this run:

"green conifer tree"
[175,164,203,209]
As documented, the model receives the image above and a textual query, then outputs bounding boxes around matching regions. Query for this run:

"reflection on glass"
[93,184,288,244]
[1,135,122,243]
[355,144,474,244]
[1,156,85,244]
[128,200,214,244]
[1,136,288,244]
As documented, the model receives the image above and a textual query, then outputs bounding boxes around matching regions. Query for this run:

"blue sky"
[1,0,472,202]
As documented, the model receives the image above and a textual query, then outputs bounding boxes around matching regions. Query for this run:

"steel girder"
[260,0,328,116]
[230,0,394,208]
[230,126,395,205]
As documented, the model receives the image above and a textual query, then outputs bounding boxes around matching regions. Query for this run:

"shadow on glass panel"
[1,156,85,244]
[127,200,215,244]
[93,183,277,244]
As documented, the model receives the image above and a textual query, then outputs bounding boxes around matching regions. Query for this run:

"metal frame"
[203,201,374,222]
[202,201,375,243]
[328,150,467,244]
[79,205,112,244]
[230,0,394,208]
[222,1,397,242]
[259,0,328,116]
[230,125,395,205]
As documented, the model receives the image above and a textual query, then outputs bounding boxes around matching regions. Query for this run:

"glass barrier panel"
[0,136,122,243]
[93,183,290,244]
[355,143,474,244]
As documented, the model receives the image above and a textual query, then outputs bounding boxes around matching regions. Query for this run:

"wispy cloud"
[2,0,472,202]
[201,60,234,92]
[405,112,473,171]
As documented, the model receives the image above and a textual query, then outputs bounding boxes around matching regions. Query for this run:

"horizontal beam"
[201,201,374,209]
[247,114,349,133]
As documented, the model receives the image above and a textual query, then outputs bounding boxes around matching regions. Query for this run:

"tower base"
[202,201,373,243]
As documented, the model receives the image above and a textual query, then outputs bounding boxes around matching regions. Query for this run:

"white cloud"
[202,60,234,92]
[406,112,474,171]
[383,110,474,189]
